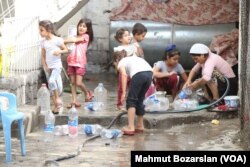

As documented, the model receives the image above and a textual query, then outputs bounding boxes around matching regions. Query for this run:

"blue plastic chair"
[0,92,26,163]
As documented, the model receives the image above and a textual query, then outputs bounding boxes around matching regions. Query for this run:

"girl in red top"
[64,18,94,108]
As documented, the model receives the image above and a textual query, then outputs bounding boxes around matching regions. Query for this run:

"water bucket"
[224,96,240,108]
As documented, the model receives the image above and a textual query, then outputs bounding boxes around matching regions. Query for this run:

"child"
[39,20,68,114]
[117,54,153,135]
[131,23,147,58]
[113,28,138,111]
[153,44,188,98]
[184,43,238,104]
[64,18,94,108]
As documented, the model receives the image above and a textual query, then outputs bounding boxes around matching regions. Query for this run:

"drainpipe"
[54,0,90,29]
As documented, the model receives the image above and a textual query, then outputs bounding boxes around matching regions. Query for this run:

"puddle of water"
[127,120,243,151]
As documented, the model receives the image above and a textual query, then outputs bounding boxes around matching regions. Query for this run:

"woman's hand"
[183,80,191,88]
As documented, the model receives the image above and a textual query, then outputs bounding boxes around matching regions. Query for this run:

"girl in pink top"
[184,43,238,102]
[64,18,94,108]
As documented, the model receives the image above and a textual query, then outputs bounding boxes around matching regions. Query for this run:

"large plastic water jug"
[37,83,50,115]
[93,83,107,111]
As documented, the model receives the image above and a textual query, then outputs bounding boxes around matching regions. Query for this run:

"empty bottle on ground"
[100,129,123,139]
[37,83,50,115]
[54,125,69,136]
[68,105,78,138]
[81,124,103,136]
[93,83,107,111]
[44,110,55,142]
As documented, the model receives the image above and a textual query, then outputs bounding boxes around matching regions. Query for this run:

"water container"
[178,88,193,99]
[37,83,50,115]
[68,106,78,138]
[173,99,199,110]
[93,83,107,111]
[100,129,123,139]
[82,124,103,136]
[155,91,169,111]
[44,110,55,142]
[84,102,99,112]
[144,91,169,111]
[54,125,69,136]
[67,24,77,51]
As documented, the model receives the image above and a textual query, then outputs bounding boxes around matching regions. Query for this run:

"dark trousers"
[126,71,153,116]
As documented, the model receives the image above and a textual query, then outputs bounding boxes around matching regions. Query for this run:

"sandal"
[52,110,59,115]
[85,90,94,102]
[67,102,81,109]
[88,90,94,99]
[122,127,135,136]
[56,99,63,114]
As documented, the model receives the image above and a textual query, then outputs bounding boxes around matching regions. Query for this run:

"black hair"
[39,20,59,36]
[77,18,94,45]
[114,28,129,43]
[132,23,147,36]
[190,53,209,57]
[163,48,180,61]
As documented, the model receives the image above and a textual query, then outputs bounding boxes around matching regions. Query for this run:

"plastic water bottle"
[144,92,169,111]
[93,83,107,111]
[100,129,123,139]
[68,106,78,138]
[82,124,103,136]
[44,110,55,142]
[84,102,99,112]
[54,125,69,136]
[67,24,77,51]
[156,91,169,111]
[178,88,193,99]
[37,83,50,115]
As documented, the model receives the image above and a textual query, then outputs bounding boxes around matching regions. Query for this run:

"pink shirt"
[192,52,235,81]
[67,34,89,68]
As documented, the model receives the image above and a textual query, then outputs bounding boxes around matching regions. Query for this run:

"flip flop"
[67,102,81,109]
[123,130,135,136]
[56,100,63,114]
[84,90,94,102]
[122,127,135,135]
[52,109,59,115]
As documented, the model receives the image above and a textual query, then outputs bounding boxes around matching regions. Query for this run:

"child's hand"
[53,50,61,56]
[169,71,176,76]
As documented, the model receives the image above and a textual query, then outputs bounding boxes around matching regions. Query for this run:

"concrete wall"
[58,0,121,73]
[0,71,41,106]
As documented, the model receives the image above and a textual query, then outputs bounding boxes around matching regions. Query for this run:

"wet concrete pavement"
[0,119,244,167]
[0,73,246,166]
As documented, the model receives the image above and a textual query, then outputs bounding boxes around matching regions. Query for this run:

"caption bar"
[131,151,250,167]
